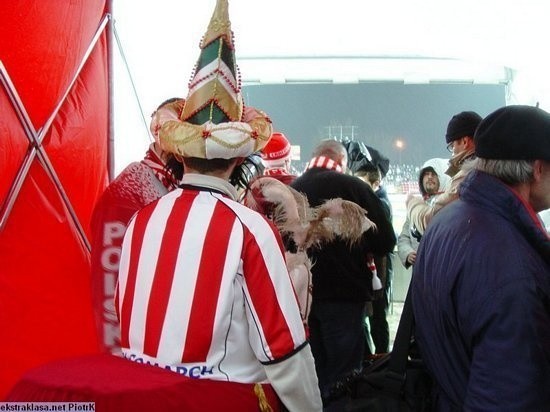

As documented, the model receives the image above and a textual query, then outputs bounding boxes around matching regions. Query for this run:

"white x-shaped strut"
[0,14,111,252]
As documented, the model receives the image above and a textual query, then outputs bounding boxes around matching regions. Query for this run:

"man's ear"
[338,153,348,171]
[533,159,544,181]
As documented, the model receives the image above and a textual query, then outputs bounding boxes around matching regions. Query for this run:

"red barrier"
[0,1,110,398]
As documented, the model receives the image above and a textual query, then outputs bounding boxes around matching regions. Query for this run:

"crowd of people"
[89,1,550,410]
[292,162,420,193]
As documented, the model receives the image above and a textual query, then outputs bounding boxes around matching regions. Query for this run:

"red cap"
[261,132,291,162]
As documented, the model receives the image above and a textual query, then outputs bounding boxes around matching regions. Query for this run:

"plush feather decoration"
[246,177,311,247]
[244,176,378,325]
[285,250,312,322]
[311,198,377,247]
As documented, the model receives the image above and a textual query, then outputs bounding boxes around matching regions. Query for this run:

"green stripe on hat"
[188,104,230,125]
[196,38,236,78]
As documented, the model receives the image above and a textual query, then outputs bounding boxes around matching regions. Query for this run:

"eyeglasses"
[447,136,469,153]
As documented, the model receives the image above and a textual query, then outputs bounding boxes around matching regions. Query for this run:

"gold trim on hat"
[183,78,243,123]
[201,0,233,49]
[159,109,272,159]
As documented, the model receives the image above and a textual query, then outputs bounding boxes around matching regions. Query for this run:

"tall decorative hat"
[159,0,273,159]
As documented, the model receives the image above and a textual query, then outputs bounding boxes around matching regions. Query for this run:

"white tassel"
[367,257,383,291]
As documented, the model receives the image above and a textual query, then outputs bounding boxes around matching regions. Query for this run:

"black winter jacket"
[291,167,396,301]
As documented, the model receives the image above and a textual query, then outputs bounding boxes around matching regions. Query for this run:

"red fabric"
[263,169,297,185]
[6,354,281,412]
[0,1,109,398]
[182,200,234,361]
[90,155,174,354]
[305,156,344,172]
[141,148,179,190]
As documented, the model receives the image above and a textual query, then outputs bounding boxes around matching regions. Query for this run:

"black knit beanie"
[445,111,483,143]
[474,105,550,161]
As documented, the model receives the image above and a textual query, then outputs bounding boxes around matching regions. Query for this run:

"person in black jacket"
[291,139,397,409]
[345,141,395,357]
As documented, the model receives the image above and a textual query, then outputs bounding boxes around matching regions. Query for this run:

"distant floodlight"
[394,139,405,149]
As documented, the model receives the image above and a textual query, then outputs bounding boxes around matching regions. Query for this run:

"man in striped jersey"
[116,1,322,410]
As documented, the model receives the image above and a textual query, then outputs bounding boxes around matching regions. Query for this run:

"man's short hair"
[356,168,381,186]
[312,140,347,162]
[156,97,182,111]
[473,158,535,186]
[183,157,235,173]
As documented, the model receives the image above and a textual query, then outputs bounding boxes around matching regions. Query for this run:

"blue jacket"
[412,170,550,411]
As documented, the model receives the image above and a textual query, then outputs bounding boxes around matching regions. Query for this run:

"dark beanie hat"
[474,105,550,161]
[366,145,390,178]
[445,111,483,143]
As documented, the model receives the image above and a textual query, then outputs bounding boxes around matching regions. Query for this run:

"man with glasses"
[406,111,482,236]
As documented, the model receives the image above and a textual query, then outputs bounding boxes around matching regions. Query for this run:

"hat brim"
[159,106,272,160]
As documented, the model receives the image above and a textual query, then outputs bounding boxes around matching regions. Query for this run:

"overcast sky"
[111,0,550,174]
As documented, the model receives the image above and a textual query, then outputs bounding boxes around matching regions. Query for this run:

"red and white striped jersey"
[117,179,307,383]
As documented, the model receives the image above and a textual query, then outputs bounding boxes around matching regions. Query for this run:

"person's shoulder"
[216,195,271,223]
[305,168,360,182]
[96,162,154,202]
[224,198,282,240]
[112,161,144,181]
[290,169,316,189]
[101,161,155,195]
[275,174,297,185]
[292,169,370,197]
